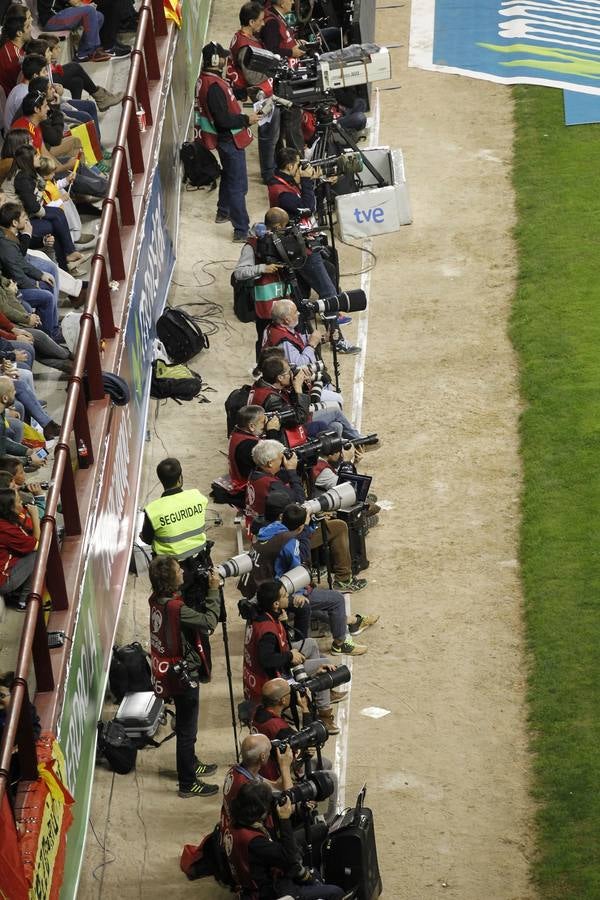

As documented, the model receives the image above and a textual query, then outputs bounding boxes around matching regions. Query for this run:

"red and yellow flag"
[164,0,182,27]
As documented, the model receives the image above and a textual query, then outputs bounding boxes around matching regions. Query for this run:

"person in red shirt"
[10,91,47,153]
[0,485,39,610]
[0,13,32,97]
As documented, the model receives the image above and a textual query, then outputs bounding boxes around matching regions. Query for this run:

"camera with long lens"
[291,360,326,379]
[237,564,312,620]
[290,663,351,697]
[171,659,198,690]
[291,430,379,468]
[300,288,367,317]
[301,151,363,179]
[265,408,297,426]
[271,719,329,754]
[275,770,335,806]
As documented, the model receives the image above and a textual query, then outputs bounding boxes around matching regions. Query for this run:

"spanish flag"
[164,0,182,27]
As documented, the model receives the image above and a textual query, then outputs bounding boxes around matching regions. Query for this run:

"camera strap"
[271,231,294,268]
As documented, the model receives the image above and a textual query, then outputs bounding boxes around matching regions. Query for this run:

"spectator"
[4,144,90,272]
[0,671,41,801]
[0,12,31,96]
[0,483,40,609]
[0,375,45,467]
[38,33,123,109]
[0,456,47,514]
[35,0,111,64]
[3,52,47,131]
[0,274,71,372]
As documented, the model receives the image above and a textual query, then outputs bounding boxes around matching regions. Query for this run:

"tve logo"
[353,206,385,224]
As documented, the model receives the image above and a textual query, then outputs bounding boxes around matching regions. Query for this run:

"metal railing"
[0,0,169,807]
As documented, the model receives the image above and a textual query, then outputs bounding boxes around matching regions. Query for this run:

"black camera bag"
[97,720,138,774]
[322,785,382,900]
[109,642,152,702]
[231,271,256,323]
[180,141,221,189]
[156,307,209,364]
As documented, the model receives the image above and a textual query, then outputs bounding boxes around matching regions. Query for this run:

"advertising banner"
[409,0,600,96]
[56,169,175,899]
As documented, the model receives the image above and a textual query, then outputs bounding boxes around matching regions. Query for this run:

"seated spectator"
[38,154,94,248]
[0,273,72,372]
[4,144,89,272]
[39,33,123,109]
[0,11,31,97]
[35,0,110,63]
[0,201,64,341]
[0,671,41,801]
[0,128,31,185]
[0,455,47,513]
[0,374,45,468]
[3,52,47,131]
[0,336,61,439]
[228,404,281,499]
[0,482,40,609]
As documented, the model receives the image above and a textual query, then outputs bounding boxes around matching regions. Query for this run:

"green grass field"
[511,85,600,898]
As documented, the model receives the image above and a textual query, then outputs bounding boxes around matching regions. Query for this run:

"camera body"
[171,659,198,690]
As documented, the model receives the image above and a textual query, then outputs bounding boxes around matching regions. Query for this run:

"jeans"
[26,254,60,310]
[173,684,200,789]
[22,328,70,365]
[20,289,59,337]
[31,208,76,270]
[15,368,51,427]
[217,139,250,235]
[298,251,337,298]
[258,105,281,183]
[58,62,98,99]
[274,878,344,900]
[1,553,36,606]
[0,337,34,368]
[44,6,104,57]
[306,588,348,642]
[311,406,361,440]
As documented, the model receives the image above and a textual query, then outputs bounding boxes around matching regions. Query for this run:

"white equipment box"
[335,146,412,240]
[319,45,392,91]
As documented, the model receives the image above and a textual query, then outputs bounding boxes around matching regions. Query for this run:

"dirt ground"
[78,1,537,898]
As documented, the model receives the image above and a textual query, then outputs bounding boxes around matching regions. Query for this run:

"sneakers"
[178,779,219,798]
[331,637,367,656]
[329,689,348,703]
[334,338,360,355]
[233,230,250,243]
[215,211,230,223]
[105,42,132,58]
[195,759,218,777]
[75,233,97,247]
[333,576,368,593]
[76,48,112,63]
[94,87,124,111]
[348,613,380,636]
[336,314,352,326]
[317,708,340,735]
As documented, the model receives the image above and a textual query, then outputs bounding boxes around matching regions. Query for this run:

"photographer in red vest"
[228,2,280,183]
[228,404,281,496]
[148,556,221,799]
[195,41,259,242]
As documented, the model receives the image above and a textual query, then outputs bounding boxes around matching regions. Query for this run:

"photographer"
[228,2,281,184]
[242,580,340,734]
[311,442,381,520]
[226,782,344,899]
[245,439,305,524]
[221,734,293,837]
[148,556,220,799]
[260,0,306,153]
[228,405,281,499]
[195,41,259,242]
[248,357,311,448]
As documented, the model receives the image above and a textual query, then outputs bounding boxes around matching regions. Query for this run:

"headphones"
[210,41,221,67]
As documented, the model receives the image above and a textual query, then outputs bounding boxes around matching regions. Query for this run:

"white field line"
[334,87,381,812]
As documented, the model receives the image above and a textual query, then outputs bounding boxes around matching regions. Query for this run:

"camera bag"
[231,271,256,323]
[114,691,169,747]
[156,307,209,364]
[150,359,204,403]
[321,785,382,900]
[180,140,221,190]
[109,642,153,702]
[97,720,138,774]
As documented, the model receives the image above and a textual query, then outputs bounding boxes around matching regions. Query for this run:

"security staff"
[140,457,208,564]
[195,41,259,242]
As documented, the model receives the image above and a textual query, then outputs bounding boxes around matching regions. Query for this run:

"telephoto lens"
[303,482,357,516]
[302,664,351,695]
[276,770,335,805]
[271,720,329,755]
[217,553,253,579]
[301,289,367,316]
[278,564,311,595]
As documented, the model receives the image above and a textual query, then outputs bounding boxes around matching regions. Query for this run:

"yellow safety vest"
[145,488,207,559]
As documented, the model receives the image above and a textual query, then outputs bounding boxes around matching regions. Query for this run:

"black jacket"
[0,229,43,289]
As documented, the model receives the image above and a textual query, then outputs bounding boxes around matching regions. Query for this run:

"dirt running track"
[78,1,537,898]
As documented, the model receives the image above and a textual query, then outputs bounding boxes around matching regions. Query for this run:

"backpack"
[180,825,234,886]
[109,642,153,702]
[97,720,138,774]
[156,308,209,364]
[180,141,221,189]
[225,384,251,436]
[150,360,203,403]
[231,271,256,323]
